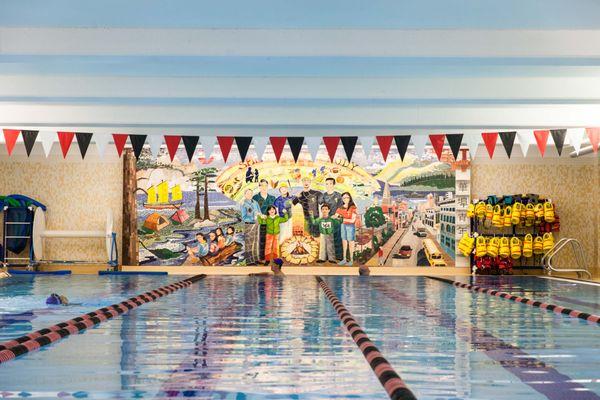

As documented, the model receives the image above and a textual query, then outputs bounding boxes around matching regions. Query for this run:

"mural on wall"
[136,144,456,267]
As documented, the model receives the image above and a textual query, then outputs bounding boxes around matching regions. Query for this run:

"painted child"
[186,232,209,260]
[207,231,219,256]
[257,205,289,264]
[334,192,358,266]
[240,188,262,265]
[215,227,226,249]
[225,226,236,245]
[310,203,340,263]
[273,182,294,243]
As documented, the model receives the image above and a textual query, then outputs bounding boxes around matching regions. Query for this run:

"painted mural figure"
[310,203,340,263]
[292,176,322,237]
[254,168,259,183]
[334,192,358,266]
[186,232,209,258]
[320,177,343,259]
[273,183,294,244]
[253,179,276,264]
[257,206,289,264]
[245,166,254,183]
[241,188,261,265]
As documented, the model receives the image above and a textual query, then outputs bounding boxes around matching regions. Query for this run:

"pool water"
[0,275,599,399]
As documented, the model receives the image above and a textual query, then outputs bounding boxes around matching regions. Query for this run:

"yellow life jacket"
[543,201,555,223]
[499,237,510,258]
[475,236,487,258]
[522,234,533,258]
[511,202,522,225]
[487,237,500,257]
[510,237,522,259]
[543,232,555,252]
[533,236,544,255]
[503,206,513,227]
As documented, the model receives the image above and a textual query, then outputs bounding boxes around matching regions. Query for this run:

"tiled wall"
[0,154,123,263]
[471,161,599,274]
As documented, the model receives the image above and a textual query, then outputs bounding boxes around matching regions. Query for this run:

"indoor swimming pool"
[0,274,599,399]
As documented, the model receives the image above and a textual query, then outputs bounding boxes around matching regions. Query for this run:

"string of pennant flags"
[2,129,599,162]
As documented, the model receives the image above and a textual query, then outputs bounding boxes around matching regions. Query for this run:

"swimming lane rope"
[427,276,600,325]
[0,274,206,364]
[315,276,417,400]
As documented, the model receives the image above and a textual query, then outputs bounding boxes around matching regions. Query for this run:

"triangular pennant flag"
[129,134,147,160]
[181,135,199,163]
[57,132,75,158]
[375,136,394,161]
[94,133,109,158]
[234,136,252,162]
[516,130,533,157]
[305,137,321,161]
[412,135,428,157]
[481,132,499,158]
[75,132,93,159]
[112,134,128,157]
[21,130,39,157]
[498,131,516,158]
[323,137,340,162]
[3,129,20,156]
[164,135,181,162]
[446,134,463,160]
[463,134,480,158]
[550,129,566,156]
[429,134,446,161]
[533,130,550,157]
[568,128,585,155]
[217,136,234,163]
[394,135,411,161]
[253,136,268,160]
[287,137,304,163]
[340,136,358,161]
[39,130,54,157]
[269,137,287,162]
[586,127,600,153]
[360,136,374,158]
[199,136,216,160]
[148,134,163,158]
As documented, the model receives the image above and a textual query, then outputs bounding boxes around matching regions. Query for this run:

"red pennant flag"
[112,133,128,157]
[376,136,394,161]
[481,132,499,158]
[533,130,550,157]
[429,134,446,161]
[586,127,600,153]
[322,137,340,162]
[3,129,20,156]
[217,136,234,163]
[57,131,75,158]
[164,135,181,162]
[269,137,286,162]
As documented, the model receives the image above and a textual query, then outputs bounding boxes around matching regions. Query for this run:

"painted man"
[240,188,262,265]
[252,179,276,264]
[321,177,343,259]
[292,176,322,237]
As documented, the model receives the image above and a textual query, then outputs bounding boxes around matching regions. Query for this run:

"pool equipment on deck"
[32,208,118,268]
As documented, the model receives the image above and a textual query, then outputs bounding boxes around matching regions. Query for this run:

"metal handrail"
[543,238,591,279]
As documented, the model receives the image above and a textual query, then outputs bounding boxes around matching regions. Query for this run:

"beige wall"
[0,149,123,264]
[471,157,599,275]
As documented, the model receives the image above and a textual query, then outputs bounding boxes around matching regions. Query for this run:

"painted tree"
[364,205,386,248]
[189,167,218,220]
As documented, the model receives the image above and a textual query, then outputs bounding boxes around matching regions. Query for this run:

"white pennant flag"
[253,136,268,160]
[568,128,585,155]
[39,130,54,157]
[200,136,216,159]
[516,130,533,158]
[148,134,163,158]
[412,135,428,157]
[463,134,480,158]
[360,136,374,158]
[94,133,110,158]
[305,137,321,161]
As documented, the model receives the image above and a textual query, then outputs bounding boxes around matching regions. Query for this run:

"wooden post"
[122,148,138,266]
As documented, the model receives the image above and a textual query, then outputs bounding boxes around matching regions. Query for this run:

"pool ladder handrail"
[542,238,592,279]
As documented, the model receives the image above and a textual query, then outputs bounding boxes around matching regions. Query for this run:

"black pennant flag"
[340,136,358,162]
[287,137,304,163]
[181,136,199,162]
[499,131,517,158]
[446,134,463,160]
[129,134,147,160]
[21,130,39,157]
[75,132,93,159]
[550,129,567,156]
[235,136,252,161]
[394,135,411,161]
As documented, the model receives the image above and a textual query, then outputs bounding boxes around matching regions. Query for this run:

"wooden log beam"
[122,148,138,266]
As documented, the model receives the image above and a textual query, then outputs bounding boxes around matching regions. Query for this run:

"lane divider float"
[316,276,417,400]
[0,274,206,364]
[427,276,600,325]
